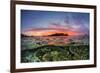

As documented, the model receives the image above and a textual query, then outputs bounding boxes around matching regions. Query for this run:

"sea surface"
[21,35,89,50]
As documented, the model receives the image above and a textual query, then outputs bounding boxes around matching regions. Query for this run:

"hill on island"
[21,33,69,37]
[48,33,69,36]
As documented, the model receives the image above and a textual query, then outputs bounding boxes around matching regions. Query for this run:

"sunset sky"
[21,10,89,36]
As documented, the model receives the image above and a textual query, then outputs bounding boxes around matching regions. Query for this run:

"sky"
[21,10,90,36]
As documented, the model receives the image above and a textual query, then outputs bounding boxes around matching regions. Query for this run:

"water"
[33,35,89,45]
[21,35,89,50]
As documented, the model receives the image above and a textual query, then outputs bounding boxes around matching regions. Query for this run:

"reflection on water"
[35,35,89,45]
[21,35,89,50]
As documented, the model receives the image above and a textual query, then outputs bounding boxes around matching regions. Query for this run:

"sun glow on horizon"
[22,29,83,36]
[21,10,89,37]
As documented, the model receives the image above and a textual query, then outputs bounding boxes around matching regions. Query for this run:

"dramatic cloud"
[21,10,89,36]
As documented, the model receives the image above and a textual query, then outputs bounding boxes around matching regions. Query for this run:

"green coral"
[21,45,89,63]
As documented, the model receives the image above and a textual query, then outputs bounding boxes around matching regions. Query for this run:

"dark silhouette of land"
[21,34,29,37]
[21,33,69,37]
[48,33,69,36]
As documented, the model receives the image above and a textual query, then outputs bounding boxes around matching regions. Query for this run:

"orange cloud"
[23,29,83,36]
